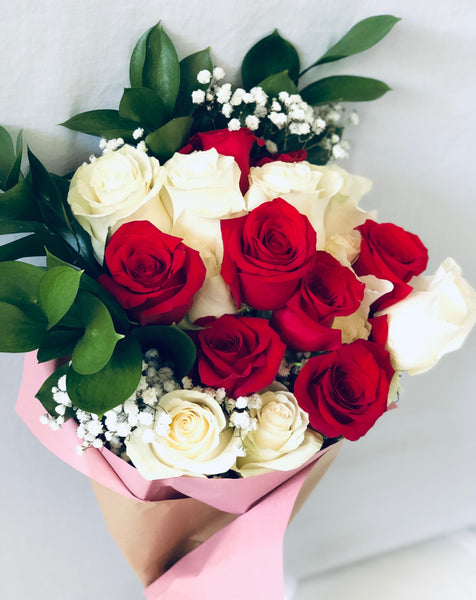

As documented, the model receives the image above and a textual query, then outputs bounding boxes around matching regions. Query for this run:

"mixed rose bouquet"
[3,15,476,599]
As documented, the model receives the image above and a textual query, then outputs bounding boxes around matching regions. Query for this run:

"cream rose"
[161,148,246,256]
[67,145,168,261]
[377,258,476,374]
[246,161,374,252]
[125,390,242,478]
[236,391,323,477]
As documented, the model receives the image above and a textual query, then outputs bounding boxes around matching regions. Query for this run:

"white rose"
[246,162,374,250]
[67,145,168,262]
[377,258,476,374]
[161,149,246,255]
[126,390,242,478]
[236,391,323,477]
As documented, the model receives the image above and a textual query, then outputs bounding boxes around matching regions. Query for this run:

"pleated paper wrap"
[16,352,341,599]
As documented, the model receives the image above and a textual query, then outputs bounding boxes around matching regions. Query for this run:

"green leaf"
[241,29,300,89]
[145,116,193,163]
[79,273,130,333]
[303,15,400,74]
[71,291,123,375]
[60,109,138,140]
[119,87,166,130]
[0,179,41,221]
[300,75,391,105]
[174,48,213,116]
[0,234,47,261]
[132,324,196,378]
[46,248,71,269]
[141,22,180,116]
[0,301,47,352]
[130,26,152,88]
[258,70,298,98]
[37,329,82,363]
[5,130,23,190]
[305,145,332,166]
[35,362,71,417]
[66,335,142,416]
[0,260,44,307]
[39,266,82,329]
[27,148,76,246]
[0,219,46,234]
[0,126,15,188]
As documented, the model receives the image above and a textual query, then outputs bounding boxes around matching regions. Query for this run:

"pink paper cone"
[16,352,342,598]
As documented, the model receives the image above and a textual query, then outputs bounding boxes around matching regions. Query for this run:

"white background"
[1,1,475,598]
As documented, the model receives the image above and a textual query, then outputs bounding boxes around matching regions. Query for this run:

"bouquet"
[3,15,476,599]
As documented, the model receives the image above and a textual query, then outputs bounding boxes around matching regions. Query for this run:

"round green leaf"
[132,324,196,378]
[67,336,143,416]
[39,266,82,329]
[142,23,180,116]
[258,70,298,98]
[119,87,167,130]
[175,48,213,117]
[71,291,123,375]
[145,116,193,163]
[241,30,300,89]
[0,260,44,307]
[37,328,82,363]
[0,301,47,352]
[300,75,391,105]
[129,26,152,88]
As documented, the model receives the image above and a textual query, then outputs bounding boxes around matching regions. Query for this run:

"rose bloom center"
[262,402,294,430]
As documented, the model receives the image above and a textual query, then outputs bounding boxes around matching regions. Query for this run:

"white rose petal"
[377,258,476,374]
[246,161,371,250]
[236,391,323,477]
[67,145,168,262]
[126,390,242,478]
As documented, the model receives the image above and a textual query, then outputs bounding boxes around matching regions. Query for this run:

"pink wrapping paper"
[16,352,341,598]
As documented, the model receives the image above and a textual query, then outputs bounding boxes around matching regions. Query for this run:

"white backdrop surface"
[1,1,475,598]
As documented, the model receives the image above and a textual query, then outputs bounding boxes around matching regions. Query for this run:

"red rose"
[253,149,308,167]
[180,128,262,194]
[196,314,286,398]
[98,221,206,326]
[294,339,394,441]
[353,220,428,310]
[271,251,365,351]
[221,198,317,310]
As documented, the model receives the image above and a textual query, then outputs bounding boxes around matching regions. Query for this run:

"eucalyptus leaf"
[175,48,213,116]
[60,109,138,140]
[71,291,123,375]
[0,126,15,188]
[37,328,82,363]
[302,15,401,74]
[67,335,142,416]
[132,324,196,378]
[141,22,180,116]
[39,265,82,329]
[0,301,47,352]
[119,87,166,130]
[258,70,298,98]
[300,75,391,105]
[241,30,300,89]
[35,362,71,416]
[145,116,193,163]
